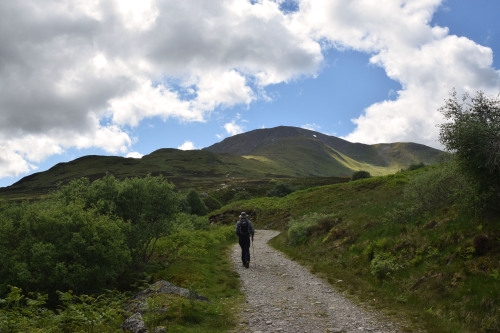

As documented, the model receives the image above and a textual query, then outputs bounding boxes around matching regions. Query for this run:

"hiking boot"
[245,261,249,268]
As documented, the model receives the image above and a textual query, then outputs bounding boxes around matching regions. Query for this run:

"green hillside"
[0,149,287,200]
[211,166,500,332]
[0,126,444,201]
[204,126,444,170]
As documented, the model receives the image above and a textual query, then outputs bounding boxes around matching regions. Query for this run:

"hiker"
[235,212,254,268]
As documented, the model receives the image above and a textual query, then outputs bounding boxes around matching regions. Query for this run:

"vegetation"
[2,107,496,331]
[214,165,499,332]
[0,126,443,201]
[183,189,208,216]
[439,90,500,211]
[0,176,242,332]
[351,170,371,181]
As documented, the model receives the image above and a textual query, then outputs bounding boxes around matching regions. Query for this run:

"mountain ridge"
[0,126,444,200]
[204,126,444,172]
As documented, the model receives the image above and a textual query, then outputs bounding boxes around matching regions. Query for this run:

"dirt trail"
[231,230,403,333]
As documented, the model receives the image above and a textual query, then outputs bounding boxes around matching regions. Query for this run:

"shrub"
[403,161,476,214]
[405,162,426,171]
[184,190,208,216]
[370,252,403,279]
[174,213,209,231]
[439,90,500,211]
[57,174,181,266]
[287,213,338,245]
[267,183,293,197]
[232,191,253,202]
[0,200,131,298]
[351,170,371,181]
[202,195,222,212]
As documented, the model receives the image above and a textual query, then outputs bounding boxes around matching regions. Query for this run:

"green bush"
[405,162,426,171]
[174,213,209,231]
[0,200,130,298]
[439,90,500,211]
[370,252,403,279]
[351,170,371,181]
[202,195,222,212]
[184,190,208,216]
[232,191,253,202]
[57,174,181,266]
[267,184,293,198]
[0,286,126,332]
[403,161,477,214]
[287,213,337,245]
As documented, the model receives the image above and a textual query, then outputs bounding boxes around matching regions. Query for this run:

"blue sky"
[0,0,499,188]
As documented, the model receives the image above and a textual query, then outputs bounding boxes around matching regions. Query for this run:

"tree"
[351,170,371,181]
[439,90,500,208]
[267,183,293,197]
[58,174,181,266]
[0,199,130,298]
[184,189,207,216]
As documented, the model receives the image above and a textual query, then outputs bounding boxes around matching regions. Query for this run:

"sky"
[0,0,499,188]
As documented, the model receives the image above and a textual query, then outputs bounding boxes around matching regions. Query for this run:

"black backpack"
[239,219,249,236]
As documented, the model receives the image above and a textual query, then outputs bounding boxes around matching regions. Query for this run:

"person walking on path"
[235,212,254,268]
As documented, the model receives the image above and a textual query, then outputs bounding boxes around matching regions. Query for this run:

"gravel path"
[231,230,403,333]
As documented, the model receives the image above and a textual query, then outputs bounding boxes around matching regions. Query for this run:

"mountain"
[0,126,444,200]
[204,126,444,176]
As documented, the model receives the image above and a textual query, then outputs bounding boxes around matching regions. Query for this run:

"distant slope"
[204,126,444,176]
[0,126,444,200]
[0,149,289,200]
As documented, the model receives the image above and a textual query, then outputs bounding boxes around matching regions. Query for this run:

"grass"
[0,225,243,332]
[143,225,243,332]
[214,168,500,332]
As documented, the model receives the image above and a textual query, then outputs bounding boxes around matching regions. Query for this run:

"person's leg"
[239,237,246,265]
[242,237,251,267]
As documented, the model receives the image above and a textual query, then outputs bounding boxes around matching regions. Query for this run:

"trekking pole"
[252,238,256,267]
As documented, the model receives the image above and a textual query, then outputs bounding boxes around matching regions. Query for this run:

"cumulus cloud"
[1,0,499,181]
[178,141,196,150]
[0,0,323,179]
[126,152,144,159]
[301,123,321,131]
[295,0,500,147]
[224,121,245,136]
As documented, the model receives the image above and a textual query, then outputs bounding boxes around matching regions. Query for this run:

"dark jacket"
[235,218,255,238]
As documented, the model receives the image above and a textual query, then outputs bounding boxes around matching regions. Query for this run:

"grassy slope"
[0,149,289,201]
[211,170,500,332]
[144,225,242,332]
[0,132,443,202]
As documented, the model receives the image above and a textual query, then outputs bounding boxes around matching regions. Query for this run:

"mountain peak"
[204,126,350,155]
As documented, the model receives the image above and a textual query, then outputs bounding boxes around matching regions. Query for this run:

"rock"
[134,280,210,303]
[121,312,147,333]
[122,280,211,331]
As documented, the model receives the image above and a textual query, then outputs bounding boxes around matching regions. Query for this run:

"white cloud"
[295,0,499,147]
[126,152,144,159]
[0,0,323,179]
[224,121,245,136]
[1,0,499,181]
[301,123,321,131]
[178,141,196,150]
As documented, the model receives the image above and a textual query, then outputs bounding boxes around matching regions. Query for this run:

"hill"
[0,126,444,200]
[210,168,500,332]
[0,149,285,200]
[204,126,444,176]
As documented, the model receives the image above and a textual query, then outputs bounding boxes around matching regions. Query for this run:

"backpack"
[239,219,249,236]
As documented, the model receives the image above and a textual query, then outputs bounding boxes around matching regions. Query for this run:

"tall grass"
[216,167,499,332]
[0,225,241,332]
